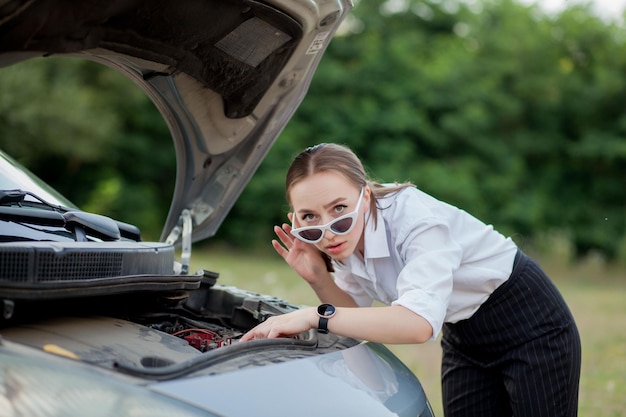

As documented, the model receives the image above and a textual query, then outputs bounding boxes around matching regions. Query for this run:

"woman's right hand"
[271,217,331,287]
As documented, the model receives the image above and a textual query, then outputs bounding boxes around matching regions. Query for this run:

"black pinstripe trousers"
[441,250,581,417]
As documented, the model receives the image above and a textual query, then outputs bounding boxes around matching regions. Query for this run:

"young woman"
[240,143,581,416]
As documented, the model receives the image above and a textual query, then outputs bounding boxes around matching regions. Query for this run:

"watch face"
[317,303,336,318]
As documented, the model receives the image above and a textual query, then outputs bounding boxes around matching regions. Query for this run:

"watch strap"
[318,316,329,334]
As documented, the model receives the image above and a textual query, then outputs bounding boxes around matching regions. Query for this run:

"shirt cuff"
[392,290,446,340]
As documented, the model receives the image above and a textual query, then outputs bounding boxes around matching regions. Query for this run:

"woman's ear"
[364,186,372,210]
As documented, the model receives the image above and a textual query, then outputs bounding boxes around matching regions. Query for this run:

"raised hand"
[271,216,331,287]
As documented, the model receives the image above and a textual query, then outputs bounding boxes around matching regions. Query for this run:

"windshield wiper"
[0,189,141,241]
[0,205,66,227]
[0,190,28,205]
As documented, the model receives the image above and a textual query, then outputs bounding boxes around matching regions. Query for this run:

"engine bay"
[0,277,347,379]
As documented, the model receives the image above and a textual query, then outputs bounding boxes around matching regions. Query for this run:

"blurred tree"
[219,0,626,258]
[0,58,175,240]
[0,0,624,258]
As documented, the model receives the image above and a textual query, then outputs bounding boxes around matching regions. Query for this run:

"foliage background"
[1,0,625,263]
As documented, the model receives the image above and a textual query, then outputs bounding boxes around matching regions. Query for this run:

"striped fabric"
[440,250,581,416]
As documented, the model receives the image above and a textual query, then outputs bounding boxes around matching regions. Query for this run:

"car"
[0,1,435,416]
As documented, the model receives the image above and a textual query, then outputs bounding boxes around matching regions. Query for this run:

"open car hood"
[0,0,351,244]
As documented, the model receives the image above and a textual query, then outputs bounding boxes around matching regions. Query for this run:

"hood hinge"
[165,209,193,275]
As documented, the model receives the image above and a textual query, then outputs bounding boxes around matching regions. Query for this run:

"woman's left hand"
[239,308,316,342]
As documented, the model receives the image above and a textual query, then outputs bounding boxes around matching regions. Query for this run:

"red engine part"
[173,328,232,352]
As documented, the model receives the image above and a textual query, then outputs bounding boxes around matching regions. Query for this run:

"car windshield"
[0,149,75,208]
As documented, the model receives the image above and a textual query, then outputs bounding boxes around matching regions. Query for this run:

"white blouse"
[333,186,518,339]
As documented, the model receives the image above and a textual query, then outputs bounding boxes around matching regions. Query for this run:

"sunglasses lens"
[298,229,323,242]
[330,217,353,234]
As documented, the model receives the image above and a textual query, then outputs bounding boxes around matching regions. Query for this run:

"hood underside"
[0,0,351,243]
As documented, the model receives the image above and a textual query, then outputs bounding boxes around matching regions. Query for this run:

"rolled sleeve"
[392,220,462,339]
[392,290,447,340]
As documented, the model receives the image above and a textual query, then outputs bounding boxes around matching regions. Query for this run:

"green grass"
[192,245,626,417]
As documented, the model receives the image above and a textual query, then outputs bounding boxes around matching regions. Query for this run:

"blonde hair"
[286,143,414,228]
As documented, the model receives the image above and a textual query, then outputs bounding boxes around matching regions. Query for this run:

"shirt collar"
[363,210,390,259]
[333,205,391,274]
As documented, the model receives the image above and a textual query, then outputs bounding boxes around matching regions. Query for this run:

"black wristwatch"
[316,303,336,334]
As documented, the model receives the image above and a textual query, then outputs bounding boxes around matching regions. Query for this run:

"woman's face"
[289,171,369,260]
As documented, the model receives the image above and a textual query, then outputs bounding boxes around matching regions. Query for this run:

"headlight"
[0,350,220,417]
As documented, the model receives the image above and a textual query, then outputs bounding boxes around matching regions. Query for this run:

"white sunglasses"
[290,188,364,243]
